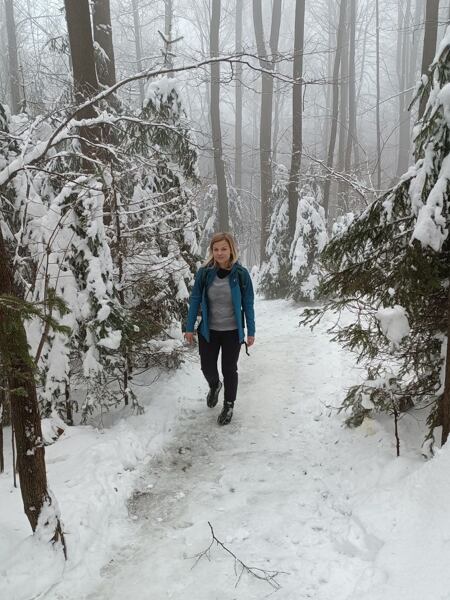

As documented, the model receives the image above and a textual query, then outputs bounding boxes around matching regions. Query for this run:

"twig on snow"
[190,521,289,591]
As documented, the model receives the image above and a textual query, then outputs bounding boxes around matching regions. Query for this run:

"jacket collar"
[207,261,240,274]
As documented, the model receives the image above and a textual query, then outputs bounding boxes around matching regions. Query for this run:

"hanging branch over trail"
[0,53,323,189]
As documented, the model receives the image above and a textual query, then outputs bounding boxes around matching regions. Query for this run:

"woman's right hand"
[184,332,194,345]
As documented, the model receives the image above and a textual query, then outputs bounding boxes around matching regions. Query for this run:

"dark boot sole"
[217,404,233,425]
[207,381,222,408]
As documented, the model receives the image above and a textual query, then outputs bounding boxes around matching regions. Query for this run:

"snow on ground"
[2,298,450,600]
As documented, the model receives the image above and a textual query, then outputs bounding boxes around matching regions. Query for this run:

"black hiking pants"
[198,329,241,404]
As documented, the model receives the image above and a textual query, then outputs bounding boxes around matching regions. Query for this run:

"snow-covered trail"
[81,299,387,600]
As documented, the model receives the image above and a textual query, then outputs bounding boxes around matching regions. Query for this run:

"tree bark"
[164,0,174,73]
[235,0,243,193]
[253,0,282,262]
[131,0,145,105]
[375,0,381,190]
[344,0,357,182]
[322,0,347,220]
[419,0,440,119]
[65,0,99,106]
[410,0,422,94]
[4,0,21,114]
[396,0,413,178]
[440,287,450,445]
[0,384,4,473]
[337,12,349,208]
[92,0,117,88]
[288,0,306,239]
[0,228,65,551]
[272,70,281,167]
[324,0,335,159]
[64,0,100,164]
[210,0,229,231]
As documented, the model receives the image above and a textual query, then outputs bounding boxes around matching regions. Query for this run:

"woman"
[184,232,255,425]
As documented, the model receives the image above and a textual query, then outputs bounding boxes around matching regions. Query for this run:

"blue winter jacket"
[185,262,255,343]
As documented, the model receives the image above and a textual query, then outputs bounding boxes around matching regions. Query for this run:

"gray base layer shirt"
[207,275,238,331]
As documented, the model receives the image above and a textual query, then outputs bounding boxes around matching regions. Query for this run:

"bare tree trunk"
[250,96,258,198]
[210,0,229,231]
[337,13,349,208]
[0,8,7,99]
[92,0,117,88]
[164,0,174,73]
[4,0,20,114]
[344,0,357,182]
[253,0,282,262]
[323,0,347,220]
[131,0,145,105]
[396,0,412,178]
[419,0,440,119]
[288,0,305,239]
[65,0,99,105]
[375,0,381,190]
[440,287,450,445]
[0,383,4,473]
[324,0,335,159]
[0,228,65,552]
[410,0,423,91]
[235,0,243,193]
[272,66,281,167]
[64,0,100,163]
[65,382,73,426]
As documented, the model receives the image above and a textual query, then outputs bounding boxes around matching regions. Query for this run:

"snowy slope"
[1,298,450,600]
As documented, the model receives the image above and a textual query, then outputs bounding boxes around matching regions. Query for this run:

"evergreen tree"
[258,166,291,298]
[0,102,66,552]
[198,184,218,258]
[0,74,201,423]
[259,169,327,301]
[289,183,328,301]
[301,33,450,450]
[197,175,247,260]
[116,76,201,375]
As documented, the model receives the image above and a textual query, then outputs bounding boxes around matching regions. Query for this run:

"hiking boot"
[217,402,234,426]
[207,380,222,408]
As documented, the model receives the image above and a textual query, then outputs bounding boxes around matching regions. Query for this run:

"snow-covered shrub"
[289,185,328,301]
[197,176,256,262]
[332,212,354,238]
[301,31,450,449]
[0,75,201,422]
[198,184,218,257]
[119,76,200,373]
[258,166,291,298]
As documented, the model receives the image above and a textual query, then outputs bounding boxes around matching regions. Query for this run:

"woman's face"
[212,240,231,268]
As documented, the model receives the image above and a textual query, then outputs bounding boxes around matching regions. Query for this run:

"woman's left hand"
[247,336,255,347]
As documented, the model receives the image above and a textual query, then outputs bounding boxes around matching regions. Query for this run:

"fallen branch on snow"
[189,521,289,591]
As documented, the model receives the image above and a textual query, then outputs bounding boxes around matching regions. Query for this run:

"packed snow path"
[82,298,396,600]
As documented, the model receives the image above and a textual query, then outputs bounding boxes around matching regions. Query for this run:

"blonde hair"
[204,232,239,268]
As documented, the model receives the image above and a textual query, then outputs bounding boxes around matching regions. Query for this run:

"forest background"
[0,0,449,571]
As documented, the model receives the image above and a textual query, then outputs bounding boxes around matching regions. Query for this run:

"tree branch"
[190,521,289,591]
